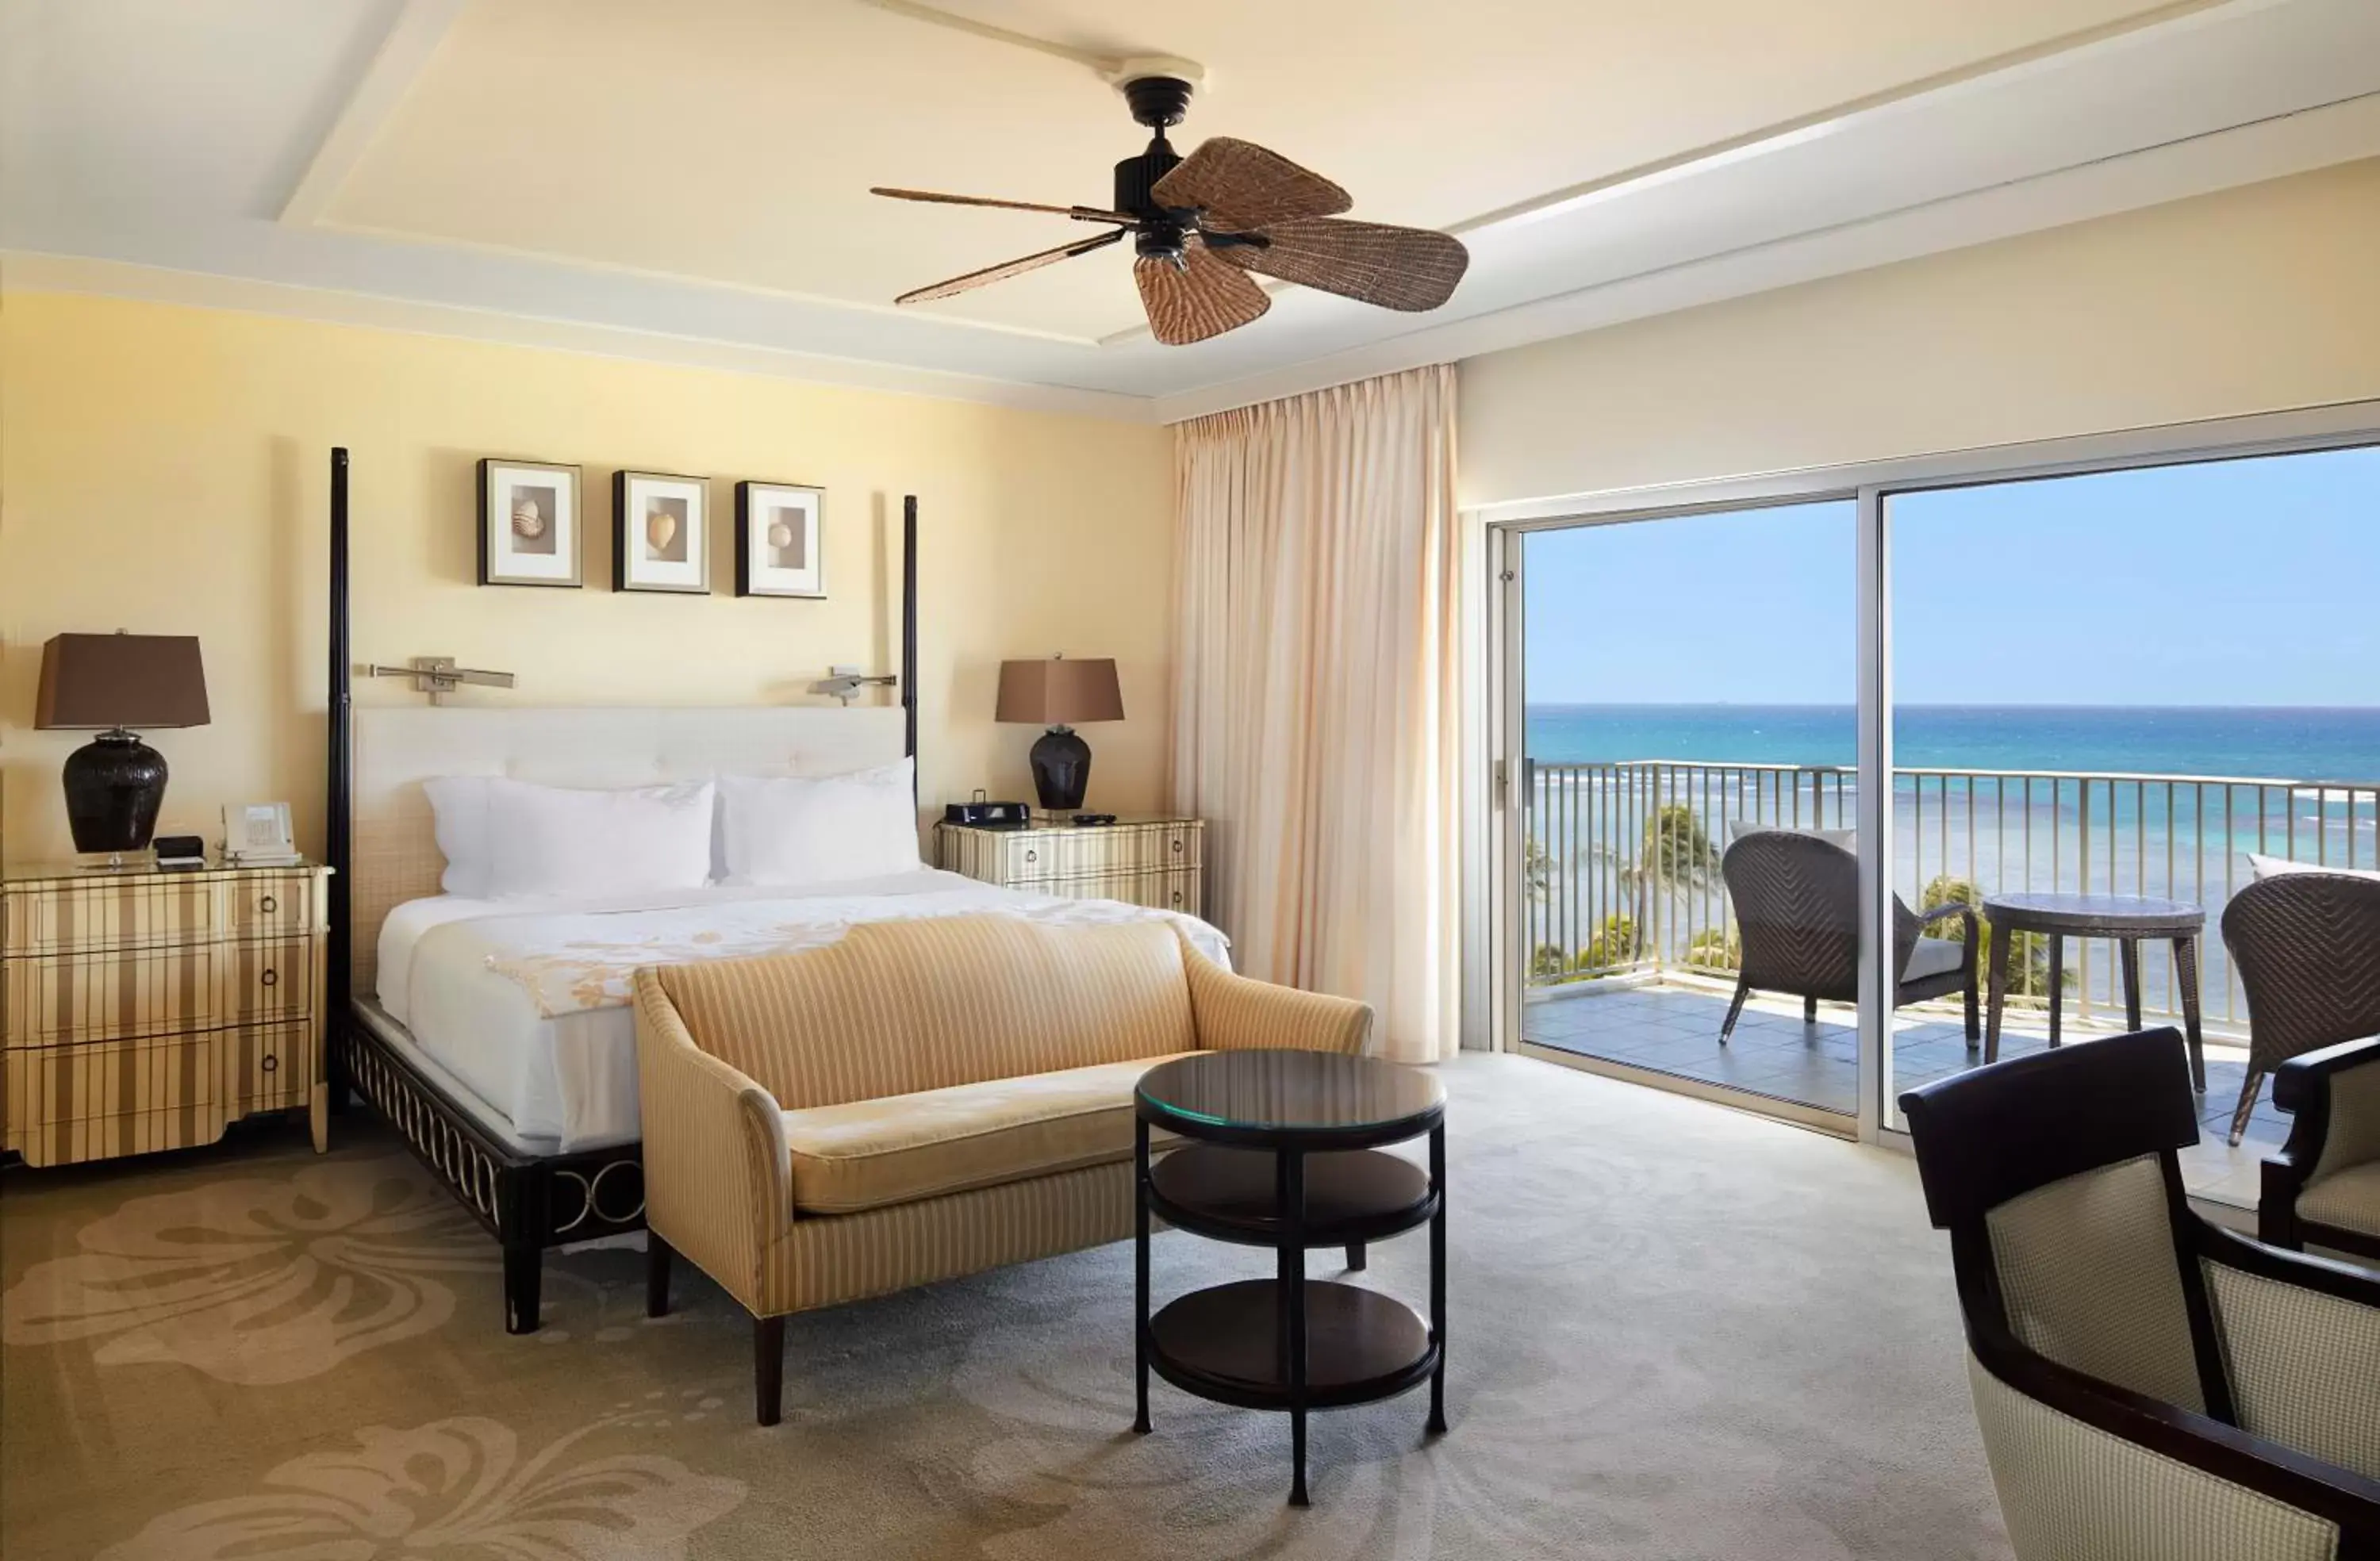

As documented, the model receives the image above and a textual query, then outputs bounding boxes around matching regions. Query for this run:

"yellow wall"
[0,292,1173,865]
[1459,158,2380,506]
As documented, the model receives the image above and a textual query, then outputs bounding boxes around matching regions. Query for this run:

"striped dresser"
[2,862,331,1167]
[936,813,1203,919]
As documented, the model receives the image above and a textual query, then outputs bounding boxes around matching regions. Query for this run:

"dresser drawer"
[1035,868,1202,917]
[2,873,221,957]
[5,1034,224,1167]
[226,875,312,938]
[998,826,1202,883]
[220,936,312,1025]
[5,946,220,1048]
[224,1022,313,1114]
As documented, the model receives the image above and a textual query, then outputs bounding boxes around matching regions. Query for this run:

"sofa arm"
[632,968,795,1314]
[2275,1036,2380,1183]
[1184,946,1375,1057]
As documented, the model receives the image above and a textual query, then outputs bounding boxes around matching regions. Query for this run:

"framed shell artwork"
[478,458,583,588]
[612,470,712,595]
[735,481,824,598]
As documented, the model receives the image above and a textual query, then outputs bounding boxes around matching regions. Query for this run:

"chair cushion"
[2299,1161,2380,1240]
[656,917,1200,1110]
[1902,937,1967,984]
[778,1053,1203,1214]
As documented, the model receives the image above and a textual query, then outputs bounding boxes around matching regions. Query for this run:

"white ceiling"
[5,0,2378,420]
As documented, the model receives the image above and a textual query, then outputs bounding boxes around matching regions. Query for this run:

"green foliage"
[1685,926,1741,972]
[1919,874,2063,994]
[1643,804,1718,886]
[1530,942,1570,980]
[1580,915,1641,971]
[1525,836,1553,903]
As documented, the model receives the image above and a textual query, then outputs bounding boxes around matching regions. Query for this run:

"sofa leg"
[503,1241,543,1335]
[646,1232,673,1318]
[1345,1241,1366,1271]
[754,1316,785,1426]
[1802,995,1818,1025]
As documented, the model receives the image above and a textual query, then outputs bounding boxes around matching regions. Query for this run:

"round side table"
[1981,892,2207,1090]
[1133,1049,1447,1507]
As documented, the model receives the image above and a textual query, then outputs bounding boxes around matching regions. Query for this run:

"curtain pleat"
[1168,365,1461,1064]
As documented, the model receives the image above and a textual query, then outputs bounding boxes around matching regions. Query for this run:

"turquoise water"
[1526,704,2380,782]
[1521,705,2380,1014]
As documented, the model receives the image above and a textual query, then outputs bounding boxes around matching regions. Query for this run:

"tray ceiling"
[6,0,2378,417]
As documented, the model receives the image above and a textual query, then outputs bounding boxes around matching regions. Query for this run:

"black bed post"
[902,493,918,801]
[327,447,354,1113]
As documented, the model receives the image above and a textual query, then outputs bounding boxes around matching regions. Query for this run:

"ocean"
[1526,704,2380,782]
[1521,704,2380,1018]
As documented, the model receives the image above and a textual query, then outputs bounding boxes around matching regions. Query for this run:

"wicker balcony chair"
[1716,830,1978,1045]
[1902,1028,2380,1561]
[2221,872,2380,1149]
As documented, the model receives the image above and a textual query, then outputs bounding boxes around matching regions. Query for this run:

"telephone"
[222,802,299,865]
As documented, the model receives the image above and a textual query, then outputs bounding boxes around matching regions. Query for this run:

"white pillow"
[2248,852,2380,884]
[718,760,920,888]
[482,778,716,900]
[423,776,493,897]
[1726,819,1856,853]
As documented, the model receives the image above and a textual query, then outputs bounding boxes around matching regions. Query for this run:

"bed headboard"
[328,448,920,1016]
[347,704,908,995]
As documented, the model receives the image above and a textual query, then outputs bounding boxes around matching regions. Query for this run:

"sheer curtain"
[1169,365,1461,1064]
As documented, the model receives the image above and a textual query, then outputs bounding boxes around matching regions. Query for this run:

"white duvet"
[375,869,1229,1153]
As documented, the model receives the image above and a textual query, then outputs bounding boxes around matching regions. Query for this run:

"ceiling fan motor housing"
[1117,76,1195,259]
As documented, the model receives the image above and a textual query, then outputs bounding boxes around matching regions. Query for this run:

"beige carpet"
[0,1053,2010,1559]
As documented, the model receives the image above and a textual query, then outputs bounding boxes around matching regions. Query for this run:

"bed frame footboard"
[341,1013,647,1333]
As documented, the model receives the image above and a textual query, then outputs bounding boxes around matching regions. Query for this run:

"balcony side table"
[1982,892,2207,1090]
[1133,1049,1448,1507]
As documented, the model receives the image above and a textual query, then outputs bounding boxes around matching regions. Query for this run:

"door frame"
[1474,397,2380,1145]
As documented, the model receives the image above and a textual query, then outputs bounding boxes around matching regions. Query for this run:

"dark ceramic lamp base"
[1029,725,1093,812]
[63,728,169,854]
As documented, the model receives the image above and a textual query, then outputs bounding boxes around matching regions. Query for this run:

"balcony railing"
[1524,759,2380,1034]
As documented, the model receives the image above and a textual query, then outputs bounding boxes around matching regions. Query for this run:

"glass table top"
[1137,1050,1445,1137]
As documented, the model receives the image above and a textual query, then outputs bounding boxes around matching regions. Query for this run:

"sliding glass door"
[1491,421,2378,1189]
[1510,501,1864,1133]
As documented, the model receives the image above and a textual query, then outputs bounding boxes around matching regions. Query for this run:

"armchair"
[1717,830,1979,1044]
[2263,1035,2380,1263]
[1901,1028,2380,1560]
[2223,871,2380,1148]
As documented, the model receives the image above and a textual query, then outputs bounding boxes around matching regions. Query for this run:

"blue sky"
[1523,443,2379,706]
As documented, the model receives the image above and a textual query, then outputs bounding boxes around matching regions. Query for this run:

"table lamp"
[36,632,211,860]
[995,654,1123,812]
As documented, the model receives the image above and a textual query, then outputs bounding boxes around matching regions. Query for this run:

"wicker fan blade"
[1214,217,1468,312]
[1150,137,1351,229]
[1135,243,1270,345]
[870,186,1135,224]
[895,228,1125,305]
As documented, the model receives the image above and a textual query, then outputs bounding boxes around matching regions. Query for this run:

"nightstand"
[936,813,1203,918]
[2,860,332,1167]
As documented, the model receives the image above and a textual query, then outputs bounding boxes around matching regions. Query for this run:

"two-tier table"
[1132,1049,1448,1507]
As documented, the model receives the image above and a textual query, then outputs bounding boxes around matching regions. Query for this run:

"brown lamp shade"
[995,657,1123,725]
[35,634,211,731]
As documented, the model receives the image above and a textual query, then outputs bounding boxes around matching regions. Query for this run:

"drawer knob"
[260,968,279,988]
[1170,838,1184,853]
[259,895,278,915]
[261,1055,279,1073]
[1170,891,1184,906]
[1024,849,1038,864]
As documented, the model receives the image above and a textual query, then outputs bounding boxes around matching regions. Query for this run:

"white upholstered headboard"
[347,704,908,993]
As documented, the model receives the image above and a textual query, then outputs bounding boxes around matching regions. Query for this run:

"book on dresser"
[1,860,332,1167]
[935,811,1203,919]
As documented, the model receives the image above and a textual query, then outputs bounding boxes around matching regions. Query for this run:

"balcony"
[1521,759,2378,1165]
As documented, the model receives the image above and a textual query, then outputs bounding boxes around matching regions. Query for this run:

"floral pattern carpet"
[0,1054,2012,1560]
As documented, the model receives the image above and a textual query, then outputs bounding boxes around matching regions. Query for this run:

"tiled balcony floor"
[1522,981,2292,1149]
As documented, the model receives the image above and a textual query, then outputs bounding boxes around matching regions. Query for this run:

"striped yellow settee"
[631,914,1374,1423]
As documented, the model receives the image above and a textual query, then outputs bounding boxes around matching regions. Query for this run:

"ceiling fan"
[870,75,1469,345]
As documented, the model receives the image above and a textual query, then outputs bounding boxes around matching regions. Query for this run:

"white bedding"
[374,869,1230,1153]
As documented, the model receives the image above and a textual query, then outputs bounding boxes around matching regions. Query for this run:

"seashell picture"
[613,471,709,593]
[735,480,824,598]
[479,458,582,587]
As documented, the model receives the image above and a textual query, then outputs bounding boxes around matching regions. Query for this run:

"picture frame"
[613,470,712,595]
[735,481,824,598]
[478,458,583,588]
